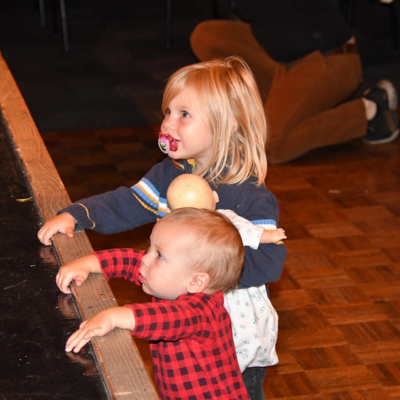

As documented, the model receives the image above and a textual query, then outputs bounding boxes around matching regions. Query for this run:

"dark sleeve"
[240,241,286,288]
[58,159,174,234]
[217,183,287,288]
[240,192,286,288]
[59,186,156,233]
[94,248,145,285]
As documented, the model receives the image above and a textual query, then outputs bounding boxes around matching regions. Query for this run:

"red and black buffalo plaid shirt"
[95,248,250,400]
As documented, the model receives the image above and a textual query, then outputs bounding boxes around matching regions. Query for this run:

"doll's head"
[161,56,268,186]
[167,174,219,211]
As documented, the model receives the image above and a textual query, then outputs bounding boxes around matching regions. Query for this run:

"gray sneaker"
[363,79,399,144]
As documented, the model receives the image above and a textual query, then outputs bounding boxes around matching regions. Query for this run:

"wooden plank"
[0,51,159,399]
[306,365,381,393]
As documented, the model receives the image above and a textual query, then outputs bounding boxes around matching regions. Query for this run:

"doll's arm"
[261,228,287,244]
[218,209,286,249]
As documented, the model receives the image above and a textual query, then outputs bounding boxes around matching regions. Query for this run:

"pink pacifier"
[158,132,178,154]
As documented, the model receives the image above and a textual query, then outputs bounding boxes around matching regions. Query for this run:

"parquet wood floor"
[41,117,400,399]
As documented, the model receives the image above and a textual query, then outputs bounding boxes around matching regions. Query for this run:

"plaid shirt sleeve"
[94,248,145,285]
[126,293,220,343]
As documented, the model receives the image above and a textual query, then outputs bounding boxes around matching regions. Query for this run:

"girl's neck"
[193,161,207,176]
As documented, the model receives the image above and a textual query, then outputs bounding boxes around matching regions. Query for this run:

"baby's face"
[139,220,196,300]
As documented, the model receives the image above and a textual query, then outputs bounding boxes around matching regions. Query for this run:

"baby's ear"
[187,272,210,293]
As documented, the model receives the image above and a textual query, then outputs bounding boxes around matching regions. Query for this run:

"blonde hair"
[161,208,244,293]
[162,56,267,186]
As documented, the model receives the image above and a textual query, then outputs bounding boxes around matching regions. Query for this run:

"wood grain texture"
[0,52,158,399]
[264,133,400,398]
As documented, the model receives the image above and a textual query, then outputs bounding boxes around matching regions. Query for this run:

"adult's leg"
[190,20,279,98]
[265,51,365,163]
[268,98,367,163]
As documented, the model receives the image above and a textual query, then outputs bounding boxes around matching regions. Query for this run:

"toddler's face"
[139,220,196,300]
[160,87,213,173]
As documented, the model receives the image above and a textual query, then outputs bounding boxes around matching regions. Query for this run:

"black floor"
[0,0,399,133]
[0,128,108,399]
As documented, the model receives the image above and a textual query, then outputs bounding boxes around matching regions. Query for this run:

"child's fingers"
[57,272,77,294]
[56,272,71,294]
[75,277,84,287]
[55,271,64,292]
[66,325,104,353]
[65,226,75,238]
[70,338,90,354]
[65,328,91,353]
[37,226,52,246]
[65,329,83,352]
[58,283,72,294]
[37,214,76,245]
[56,268,87,293]
[65,322,98,352]
[37,225,45,241]
[80,320,88,329]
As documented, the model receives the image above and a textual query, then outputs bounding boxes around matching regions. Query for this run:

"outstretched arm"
[65,306,135,353]
[56,254,101,294]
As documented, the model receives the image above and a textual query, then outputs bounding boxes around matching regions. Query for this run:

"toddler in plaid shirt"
[57,208,250,400]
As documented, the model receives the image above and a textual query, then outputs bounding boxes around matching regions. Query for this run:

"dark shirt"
[236,0,352,62]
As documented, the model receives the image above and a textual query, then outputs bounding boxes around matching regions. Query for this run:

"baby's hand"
[56,256,96,294]
[65,309,117,353]
[65,307,135,353]
[37,213,77,246]
[273,228,287,243]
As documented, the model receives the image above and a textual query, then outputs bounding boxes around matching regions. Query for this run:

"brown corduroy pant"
[190,21,367,164]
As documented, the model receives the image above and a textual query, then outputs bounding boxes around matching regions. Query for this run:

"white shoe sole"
[377,79,398,111]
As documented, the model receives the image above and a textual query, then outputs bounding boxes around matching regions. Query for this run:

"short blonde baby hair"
[161,208,244,293]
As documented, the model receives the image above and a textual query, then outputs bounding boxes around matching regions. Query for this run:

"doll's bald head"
[167,174,219,211]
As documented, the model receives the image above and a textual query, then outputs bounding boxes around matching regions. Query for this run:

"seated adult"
[190,0,399,163]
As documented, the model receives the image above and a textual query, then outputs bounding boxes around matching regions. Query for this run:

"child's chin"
[167,151,181,160]
[141,284,152,296]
